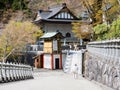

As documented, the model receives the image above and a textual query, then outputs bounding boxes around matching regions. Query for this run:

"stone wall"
[84,39,120,90]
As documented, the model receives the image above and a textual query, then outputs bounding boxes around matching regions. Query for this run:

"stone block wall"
[84,39,120,90]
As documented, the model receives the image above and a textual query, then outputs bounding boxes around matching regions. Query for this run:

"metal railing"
[61,45,86,51]
[27,45,43,51]
[0,62,33,83]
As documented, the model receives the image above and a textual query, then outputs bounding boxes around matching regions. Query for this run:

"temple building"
[33,3,89,44]
[27,3,90,69]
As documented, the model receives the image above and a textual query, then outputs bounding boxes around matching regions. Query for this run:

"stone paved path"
[0,69,114,90]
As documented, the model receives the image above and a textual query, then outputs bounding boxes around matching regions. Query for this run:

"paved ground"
[0,69,114,90]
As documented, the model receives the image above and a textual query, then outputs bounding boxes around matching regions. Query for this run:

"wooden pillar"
[60,54,62,69]
[51,54,54,70]
[43,54,44,68]
[34,59,38,68]
[38,55,40,68]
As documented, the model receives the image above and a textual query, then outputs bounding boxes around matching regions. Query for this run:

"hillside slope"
[0,0,85,30]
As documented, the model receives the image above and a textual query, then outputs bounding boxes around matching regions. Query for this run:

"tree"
[72,22,93,40]
[0,0,13,9]
[93,23,109,40]
[81,0,120,26]
[12,0,28,10]
[81,0,103,26]
[0,20,43,62]
[93,17,120,40]
[80,0,120,41]
[108,17,120,38]
[103,0,120,24]
[0,0,29,10]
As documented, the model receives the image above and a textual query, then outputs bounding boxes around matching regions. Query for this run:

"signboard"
[53,40,58,51]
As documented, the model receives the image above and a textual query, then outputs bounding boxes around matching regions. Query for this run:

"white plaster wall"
[70,51,82,75]
[43,23,74,37]
[62,53,67,68]
[77,51,82,75]
[44,54,51,69]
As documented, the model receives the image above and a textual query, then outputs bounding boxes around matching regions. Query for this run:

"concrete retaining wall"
[85,39,120,90]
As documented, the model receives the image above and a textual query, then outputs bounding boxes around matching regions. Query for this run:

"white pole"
[63,38,66,46]
[80,39,83,45]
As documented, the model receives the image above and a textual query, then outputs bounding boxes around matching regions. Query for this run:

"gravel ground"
[0,69,114,90]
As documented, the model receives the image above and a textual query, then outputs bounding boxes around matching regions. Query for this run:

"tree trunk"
[82,0,103,26]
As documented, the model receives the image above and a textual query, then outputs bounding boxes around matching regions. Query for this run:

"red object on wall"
[42,54,44,68]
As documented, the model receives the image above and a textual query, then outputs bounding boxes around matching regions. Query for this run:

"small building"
[28,3,90,69]
[40,32,64,69]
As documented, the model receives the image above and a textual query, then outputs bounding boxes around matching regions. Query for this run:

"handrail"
[0,62,33,83]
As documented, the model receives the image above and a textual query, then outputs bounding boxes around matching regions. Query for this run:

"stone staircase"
[63,52,73,73]
[63,50,83,75]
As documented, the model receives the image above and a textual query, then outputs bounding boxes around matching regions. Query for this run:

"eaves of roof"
[40,32,58,39]
[40,32,64,39]
[34,4,80,23]
[41,19,91,23]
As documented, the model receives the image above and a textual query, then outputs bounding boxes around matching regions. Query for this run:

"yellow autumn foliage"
[81,0,120,26]
[72,22,93,39]
[0,20,43,61]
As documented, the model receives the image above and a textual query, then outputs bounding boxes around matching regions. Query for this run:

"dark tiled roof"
[34,3,79,22]
[39,11,51,19]
[47,6,63,19]
[42,19,91,23]
[34,4,64,21]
